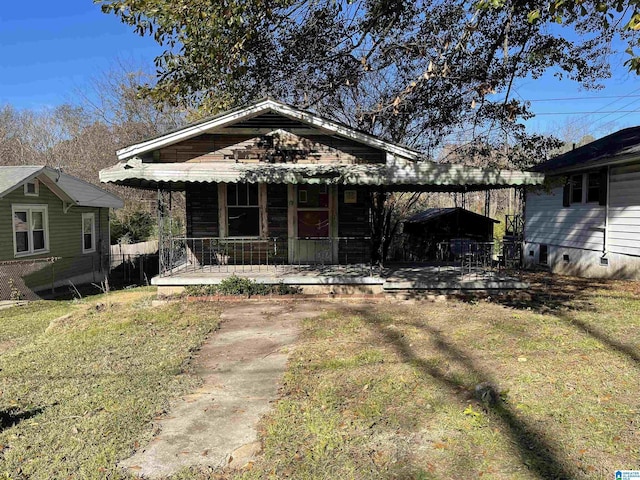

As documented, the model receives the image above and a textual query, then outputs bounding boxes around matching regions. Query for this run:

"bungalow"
[524,126,640,279]
[100,99,543,293]
[0,166,123,298]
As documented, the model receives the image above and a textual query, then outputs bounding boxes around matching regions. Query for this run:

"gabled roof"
[532,126,640,174]
[115,98,423,162]
[405,207,499,224]
[0,166,124,209]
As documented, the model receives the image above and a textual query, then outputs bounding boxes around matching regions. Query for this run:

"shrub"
[184,276,300,297]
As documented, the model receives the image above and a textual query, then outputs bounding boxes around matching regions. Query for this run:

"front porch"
[152,237,528,295]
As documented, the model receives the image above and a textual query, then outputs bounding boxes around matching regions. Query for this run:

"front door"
[293,185,337,263]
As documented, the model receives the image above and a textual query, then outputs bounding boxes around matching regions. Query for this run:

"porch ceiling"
[100,158,544,191]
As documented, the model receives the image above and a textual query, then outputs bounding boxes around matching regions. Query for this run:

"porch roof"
[99,158,544,191]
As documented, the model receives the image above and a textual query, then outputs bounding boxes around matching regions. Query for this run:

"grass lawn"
[0,277,638,480]
[0,288,221,480]
[224,275,640,480]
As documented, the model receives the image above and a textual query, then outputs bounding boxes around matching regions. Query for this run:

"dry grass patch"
[0,289,221,480]
[227,277,640,480]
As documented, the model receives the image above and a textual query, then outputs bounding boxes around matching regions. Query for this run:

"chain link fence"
[0,257,60,301]
[0,252,160,301]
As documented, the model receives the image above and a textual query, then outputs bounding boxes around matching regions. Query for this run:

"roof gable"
[0,166,123,209]
[116,99,422,162]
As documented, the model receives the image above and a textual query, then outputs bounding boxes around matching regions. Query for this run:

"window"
[227,183,260,237]
[564,170,607,207]
[297,185,330,237]
[82,213,96,253]
[24,179,39,196]
[570,174,583,204]
[538,244,548,265]
[587,172,600,203]
[12,205,48,256]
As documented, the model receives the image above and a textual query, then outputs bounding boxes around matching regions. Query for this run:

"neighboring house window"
[586,172,601,203]
[570,174,583,204]
[539,244,548,265]
[24,179,39,196]
[82,213,96,253]
[227,183,260,236]
[12,205,49,256]
[563,170,607,207]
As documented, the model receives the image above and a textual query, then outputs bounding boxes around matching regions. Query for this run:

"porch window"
[227,183,260,237]
[12,205,49,256]
[82,212,96,253]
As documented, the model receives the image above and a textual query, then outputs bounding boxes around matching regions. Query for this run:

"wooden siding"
[338,186,372,263]
[0,182,109,289]
[608,162,640,256]
[158,132,385,164]
[186,183,219,237]
[267,184,288,262]
[525,186,605,251]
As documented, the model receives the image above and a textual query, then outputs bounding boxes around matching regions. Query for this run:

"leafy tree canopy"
[96,0,640,166]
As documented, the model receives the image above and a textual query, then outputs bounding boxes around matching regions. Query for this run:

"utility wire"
[528,94,640,102]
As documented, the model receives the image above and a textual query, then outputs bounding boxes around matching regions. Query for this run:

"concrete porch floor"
[152,262,529,294]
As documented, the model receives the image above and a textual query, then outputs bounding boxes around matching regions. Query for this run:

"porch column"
[287,183,296,263]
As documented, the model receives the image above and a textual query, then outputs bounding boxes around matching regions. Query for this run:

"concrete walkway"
[120,301,324,478]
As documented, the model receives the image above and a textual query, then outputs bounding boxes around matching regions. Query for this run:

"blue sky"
[1,1,639,139]
[0,0,161,109]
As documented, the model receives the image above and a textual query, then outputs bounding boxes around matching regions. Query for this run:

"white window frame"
[11,204,49,257]
[82,212,96,254]
[24,179,39,197]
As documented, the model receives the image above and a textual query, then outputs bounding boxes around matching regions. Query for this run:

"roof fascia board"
[37,173,77,205]
[263,101,421,160]
[541,152,640,175]
[116,100,274,160]
[116,99,421,162]
[43,169,124,208]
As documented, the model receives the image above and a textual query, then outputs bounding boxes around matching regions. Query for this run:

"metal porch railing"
[159,236,373,277]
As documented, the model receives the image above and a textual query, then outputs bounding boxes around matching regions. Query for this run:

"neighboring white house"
[524,126,640,279]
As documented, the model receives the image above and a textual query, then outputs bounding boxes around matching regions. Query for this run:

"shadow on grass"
[560,312,640,365]
[350,305,576,480]
[467,273,611,314]
[0,406,44,432]
[461,273,640,368]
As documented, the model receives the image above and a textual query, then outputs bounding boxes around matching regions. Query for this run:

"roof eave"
[535,152,640,176]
